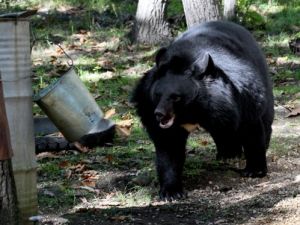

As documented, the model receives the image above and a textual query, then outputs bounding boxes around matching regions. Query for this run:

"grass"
[114,187,152,206]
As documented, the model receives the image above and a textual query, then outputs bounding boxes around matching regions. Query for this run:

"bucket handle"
[50,41,74,67]
[30,24,74,67]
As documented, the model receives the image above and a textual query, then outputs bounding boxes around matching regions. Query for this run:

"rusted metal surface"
[0,79,13,160]
[34,68,114,142]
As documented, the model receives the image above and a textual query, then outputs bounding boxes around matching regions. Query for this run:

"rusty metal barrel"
[34,68,115,143]
[0,14,37,224]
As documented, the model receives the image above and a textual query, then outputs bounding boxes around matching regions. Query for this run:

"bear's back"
[176,21,262,63]
[170,21,270,92]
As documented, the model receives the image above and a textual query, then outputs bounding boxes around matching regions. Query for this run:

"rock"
[274,105,290,119]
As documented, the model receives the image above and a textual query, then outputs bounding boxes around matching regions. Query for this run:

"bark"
[182,0,221,28]
[224,0,236,20]
[0,160,19,225]
[0,79,19,224]
[133,0,171,44]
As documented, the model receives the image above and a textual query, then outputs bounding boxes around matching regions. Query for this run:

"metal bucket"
[34,68,114,143]
[0,17,37,224]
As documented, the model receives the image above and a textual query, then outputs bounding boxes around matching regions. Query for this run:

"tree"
[0,81,19,225]
[0,161,19,225]
[182,0,221,28]
[224,0,236,20]
[132,0,171,44]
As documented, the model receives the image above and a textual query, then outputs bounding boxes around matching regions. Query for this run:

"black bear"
[131,21,274,201]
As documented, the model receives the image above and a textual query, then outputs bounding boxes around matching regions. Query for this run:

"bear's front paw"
[159,186,186,201]
[241,167,267,178]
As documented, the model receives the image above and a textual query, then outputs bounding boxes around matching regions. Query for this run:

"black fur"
[131,21,274,201]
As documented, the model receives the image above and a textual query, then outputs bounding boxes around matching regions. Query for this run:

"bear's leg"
[242,119,268,177]
[151,128,189,201]
[211,131,242,160]
[262,112,273,149]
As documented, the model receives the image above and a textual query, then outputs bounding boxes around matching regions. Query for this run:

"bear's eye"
[171,94,181,102]
[154,93,161,102]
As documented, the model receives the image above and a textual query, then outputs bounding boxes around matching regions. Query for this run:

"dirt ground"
[38,105,300,225]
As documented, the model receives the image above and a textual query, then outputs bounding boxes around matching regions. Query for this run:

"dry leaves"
[115,119,133,138]
[104,108,116,119]
[109,215,130,222]
[80,170,100,188]
[287,107,300,118]
[37,152,60,160]
[104,109,134,138]
[74,142,90,152]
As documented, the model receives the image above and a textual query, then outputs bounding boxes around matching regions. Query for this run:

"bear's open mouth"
[159,116,175,129]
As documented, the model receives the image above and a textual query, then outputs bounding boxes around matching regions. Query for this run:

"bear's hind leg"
[151,127,189,201]
[211,132,243,160]
[241,119,268,178]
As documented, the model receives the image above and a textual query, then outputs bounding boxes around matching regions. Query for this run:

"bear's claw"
[159,190,186,202]
[240,168,267,178]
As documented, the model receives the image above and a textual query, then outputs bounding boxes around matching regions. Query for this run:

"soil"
[38,106,300,225]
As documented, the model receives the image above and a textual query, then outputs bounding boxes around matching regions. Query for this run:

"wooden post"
[0,79,20,225]
[0,18,38,224]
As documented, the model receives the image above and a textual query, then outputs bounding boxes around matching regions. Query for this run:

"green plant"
[266,6,300,33]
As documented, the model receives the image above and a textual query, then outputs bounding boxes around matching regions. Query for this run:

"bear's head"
[150,47,217,129]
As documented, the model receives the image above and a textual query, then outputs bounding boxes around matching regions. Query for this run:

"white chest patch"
[181,123,200,132]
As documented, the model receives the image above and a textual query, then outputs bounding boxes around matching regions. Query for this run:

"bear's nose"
[154,109,165,122]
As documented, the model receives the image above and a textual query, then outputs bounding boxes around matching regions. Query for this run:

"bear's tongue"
[159,116,175,129]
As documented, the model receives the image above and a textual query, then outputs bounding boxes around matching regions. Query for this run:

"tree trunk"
[0,160,19,225]
[224,0,236,20]
[133,0,171,44]
[0,79,19,225]
[182,0,221,28]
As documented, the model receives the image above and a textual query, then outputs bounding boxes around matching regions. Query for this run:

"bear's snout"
[154,109,175,129]
[154,109,165,122]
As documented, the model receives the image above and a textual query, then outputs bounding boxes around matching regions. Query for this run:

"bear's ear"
[155,47,168,67]
[191,52,215,78]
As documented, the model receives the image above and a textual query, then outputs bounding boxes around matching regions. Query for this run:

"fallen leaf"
[81,180,96,188]
[56,47,64,55]
[116,119,133,128]
[276,56,289,65]
[80,159,94,164]
[79,29,88,34]
[72,163,86,173]
[105,154,114,163]
[97,59,114,70]
[67,44,81,50]
[74,142,90,153]
[115,119,133,137]
[116,125,131,138]
[79,36,87,44]
[58,160,71,168]
[109,216,129,222]
[81,170,99,180]
[201,140,209,146]
[104,108,116,119]
[50,55,58,64]
[37,152,60,160]
[65,169,73,179]
[287,107,300,117]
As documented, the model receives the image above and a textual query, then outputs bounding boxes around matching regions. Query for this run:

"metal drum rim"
[33,67,74,102]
